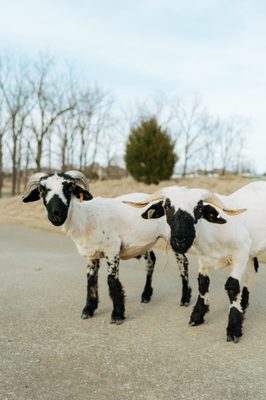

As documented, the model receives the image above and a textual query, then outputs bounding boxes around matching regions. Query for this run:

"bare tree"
[123,91,173,135]
[216,117,246,175]
[172,98,209,177]
[22,134,34,189]
[72,85,113,171]
[196,117,220,174]
[0,54,118,190]
[0,95,9,197]
[55,107,78,170]
[100,120,125,168]
[28,54,75,171]
[0,57,32,195]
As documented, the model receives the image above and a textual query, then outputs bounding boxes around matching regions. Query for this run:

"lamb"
[124,183,264,342]
[22,171,191,324]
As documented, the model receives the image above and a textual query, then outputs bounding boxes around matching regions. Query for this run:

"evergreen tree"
[125,117,177,184]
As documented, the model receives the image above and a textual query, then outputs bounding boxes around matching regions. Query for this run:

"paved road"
[0,224,266,400]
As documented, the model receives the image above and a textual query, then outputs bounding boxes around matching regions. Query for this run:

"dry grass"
[0,175,255,232]
[2,175,266,261]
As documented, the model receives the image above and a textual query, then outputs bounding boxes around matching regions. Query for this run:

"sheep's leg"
[141,251,156,303]
[240,257,259,313]
[81,259,100,319]
[107,255,125,324]
[176,253,192,306]
[225,254,249,343]
[189,268,210,326]
[225,277,243,343]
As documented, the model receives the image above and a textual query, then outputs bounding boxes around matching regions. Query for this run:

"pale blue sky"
[1,0,266,171]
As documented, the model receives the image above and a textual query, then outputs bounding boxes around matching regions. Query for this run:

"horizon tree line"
[0,53,250,197]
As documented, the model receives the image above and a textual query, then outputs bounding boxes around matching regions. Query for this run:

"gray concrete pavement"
[0,223,266,400]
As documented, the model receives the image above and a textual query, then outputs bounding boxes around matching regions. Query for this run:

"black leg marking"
[226,308,243,343]
[108,275,125,324]
[107,255,125,324]
[241,258,259,314]
[225,277,240,303]
[225,277,243,343]
[240,286,249,313]
[141,251,156,303]
[81,260,99,319]
[189,273,210,326]
[254,257,259,272]
[176,254,192,306]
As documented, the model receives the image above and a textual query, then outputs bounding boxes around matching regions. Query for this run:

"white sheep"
[124,183,264,342]
[22,171,191,324]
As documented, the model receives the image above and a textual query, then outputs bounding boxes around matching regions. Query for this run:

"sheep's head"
[22,171,92,226]
[124,189,246,254]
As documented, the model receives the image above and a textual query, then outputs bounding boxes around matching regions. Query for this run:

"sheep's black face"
[165,202,196,254]
[22,173,93,226]
[45,195,69,226]
[40,175,75,226]
[141,197,228,254]
[142,198,196,254]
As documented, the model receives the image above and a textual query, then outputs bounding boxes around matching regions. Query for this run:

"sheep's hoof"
[227,335,240,344]
[141,288,153,303]
[115,319,125,325]
[141,298,150,304]
[110,309,125,324]
[81,299,98,318]
[81,306,95,319]
[110,315,125,325]
[189,318,204,326]
[81,312,92,319]
[110,318,125,325]
[180,288,192,307]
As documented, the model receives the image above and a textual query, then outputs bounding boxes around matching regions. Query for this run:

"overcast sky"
[1,0,266,172]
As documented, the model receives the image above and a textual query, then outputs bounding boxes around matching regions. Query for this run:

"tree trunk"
[11,133,17,196]
[16,134,23,193]
[36,140,42,172]
[61,135,67,170]
[0,134,3,198]
[182,145,188,177]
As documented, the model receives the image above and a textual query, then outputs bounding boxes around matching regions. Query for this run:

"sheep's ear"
[142,201,164,219]
[72,185,93,201]
[194,201,227,224]
[194,200,204,223]
[22,188,41,203]
[202,205,227,224]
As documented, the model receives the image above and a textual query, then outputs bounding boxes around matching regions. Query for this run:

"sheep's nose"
[51,211,63,224]
[175,238,186,245]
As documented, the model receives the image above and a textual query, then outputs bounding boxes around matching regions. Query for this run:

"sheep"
[22,171,192,324]
[124,183,264,342]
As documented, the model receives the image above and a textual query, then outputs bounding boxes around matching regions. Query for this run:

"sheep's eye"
[164,204,172,213]
[165,207,174,220]
[39,185,46,193]
[67,181,75,190]
[39,185,50,195]
[164,198,171,211]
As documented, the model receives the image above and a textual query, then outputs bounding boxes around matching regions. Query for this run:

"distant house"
[85,163,128,180]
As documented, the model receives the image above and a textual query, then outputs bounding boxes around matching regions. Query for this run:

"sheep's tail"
[253,257,259,273]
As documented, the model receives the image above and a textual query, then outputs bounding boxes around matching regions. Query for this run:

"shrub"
[125,117,177,184]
